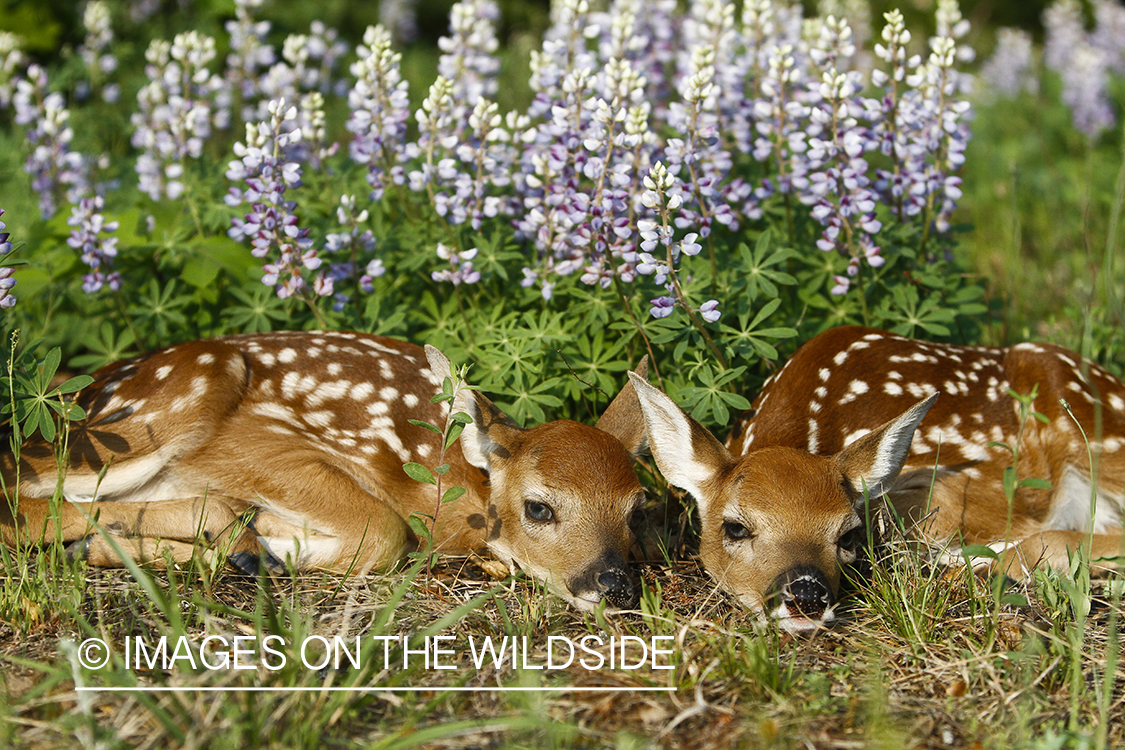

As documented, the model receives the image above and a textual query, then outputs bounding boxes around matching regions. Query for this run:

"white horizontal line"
[77,685,675,693]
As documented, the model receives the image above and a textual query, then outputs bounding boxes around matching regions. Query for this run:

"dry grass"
[1,541,1122,750]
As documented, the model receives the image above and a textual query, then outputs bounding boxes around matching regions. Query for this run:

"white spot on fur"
[252,402,299,422]
[351,383,375,401]
[380,386,399,400]
[197,353,215,365]
[833,351,848,366]
[807,419,819,453]
[279,348,298,364]
[814,386,828,399]
[403,393,419,408]
[155,365,173,380]
[304,410,334,428]
[839,380,869,405]
[819,368,831,382]
[884,382,904,397]
[843,428,871,447]
[307,380,351,408]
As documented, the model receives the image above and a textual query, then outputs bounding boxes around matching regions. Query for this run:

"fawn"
[630,326,1125,631]
[1,331,650,611]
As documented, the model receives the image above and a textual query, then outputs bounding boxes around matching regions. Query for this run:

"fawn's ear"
[594,355,650,458]
[425,344,524,472]
[628,372,731,515]
[833,393,937,503]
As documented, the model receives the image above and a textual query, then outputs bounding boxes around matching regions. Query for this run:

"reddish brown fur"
[730,326,1125,574]
[1,332,648,611]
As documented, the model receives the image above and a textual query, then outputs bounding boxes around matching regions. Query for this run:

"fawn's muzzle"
[770,565,833,620]
[570,552,637,609]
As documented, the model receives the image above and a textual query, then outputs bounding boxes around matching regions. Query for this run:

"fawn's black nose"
[570,551,637,609]
[771,565,833,618]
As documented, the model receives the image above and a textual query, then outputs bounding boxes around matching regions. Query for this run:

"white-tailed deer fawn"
[1,331,650,611]
[631,326,1125,631]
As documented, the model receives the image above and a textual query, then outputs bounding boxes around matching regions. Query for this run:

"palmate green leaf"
[129,278,192,345]
[720,296,797,362]
[500,378,566,425]
[222,285,290,334]
[738,231,799,301]
[882,285,954,338]
[677,364,750,427]
[54,373,94,395]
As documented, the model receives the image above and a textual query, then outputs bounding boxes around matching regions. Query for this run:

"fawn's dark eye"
[723,520,753,541]
[629,507,647,531]
[838,525,865,552]
[524,500,554,523]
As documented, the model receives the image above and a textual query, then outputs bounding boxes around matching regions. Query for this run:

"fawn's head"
[427,347,649,611]
[630,372,935,631]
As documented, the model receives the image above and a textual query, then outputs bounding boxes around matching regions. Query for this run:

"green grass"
[1,526,1122,749]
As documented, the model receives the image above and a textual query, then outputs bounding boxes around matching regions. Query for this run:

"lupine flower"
[751,44,811,203]
[698,299,721,323]
[131,32,225,200]
[803,62,883,264]
[13,65,89,218]
[256,26,350,124]
[348,25,411,201]
[77,1,120,103]
[1092,0,1125,74]
[1044,0,1086,73]
[1045,0,1116,139]
[0,208,16,309]
[323,194,382,311]
[0,267,15,309]
[66,196,121,294]
[665,43,739,238]
[1060,44,1114,139]
[634,162,716,319]
[907,32,973,233]
[980,28,1037,98]
[379,0,420,44]
[224,0,275,122]
[0,31,26,110]
[432,243,481,286]
[650,296,675,318]
[438,0,501,137]
[227,99,328,300]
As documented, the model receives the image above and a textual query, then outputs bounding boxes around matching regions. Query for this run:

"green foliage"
[3,336,92,444]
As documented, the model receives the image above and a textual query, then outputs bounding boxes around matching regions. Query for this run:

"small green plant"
[401,363,475,575]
